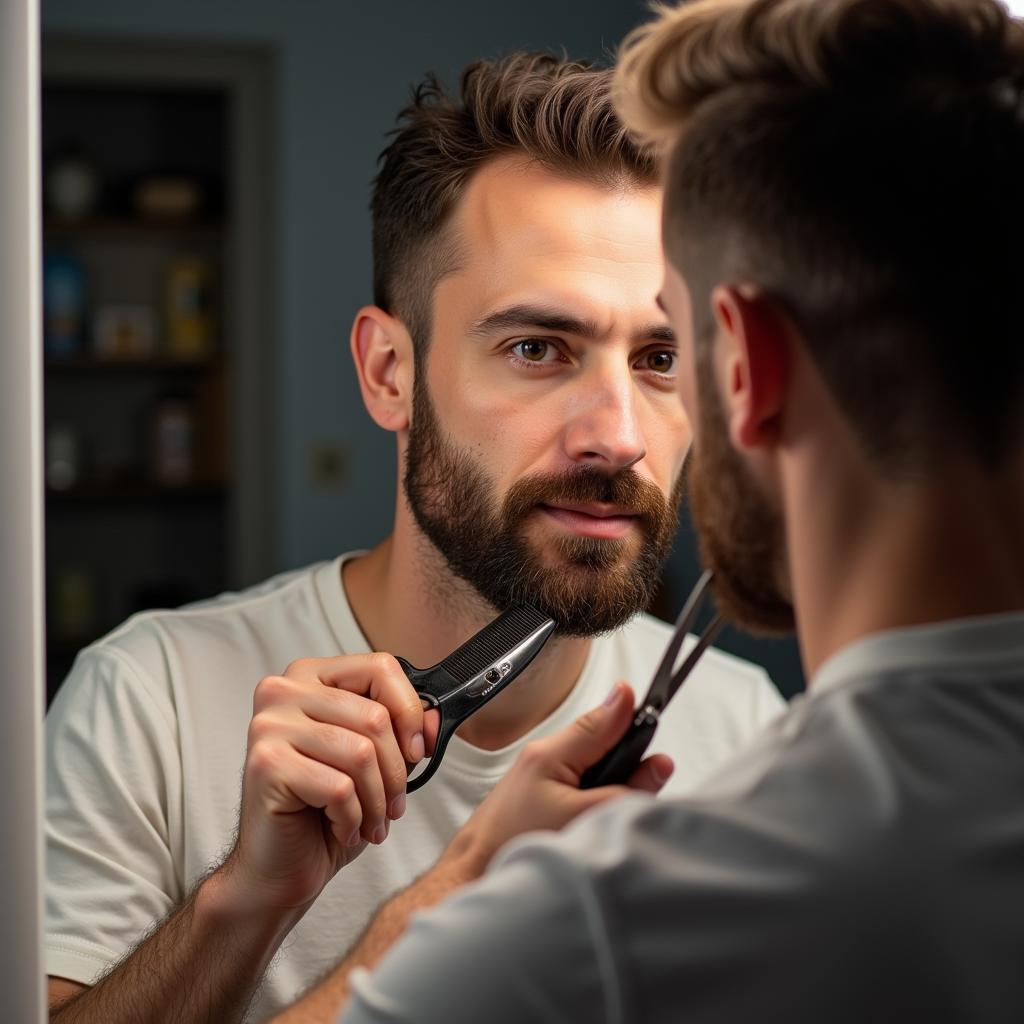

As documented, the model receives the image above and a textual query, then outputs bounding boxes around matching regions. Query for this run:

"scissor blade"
[641,569,717,711]
[664,612,725,706]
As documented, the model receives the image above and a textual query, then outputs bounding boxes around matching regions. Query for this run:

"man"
[45,54,782,1021]
[303,1,1024,1021]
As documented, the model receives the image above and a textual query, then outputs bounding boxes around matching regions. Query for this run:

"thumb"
[554,682,637,777]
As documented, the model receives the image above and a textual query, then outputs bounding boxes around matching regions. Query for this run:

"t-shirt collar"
[314,553,372,655]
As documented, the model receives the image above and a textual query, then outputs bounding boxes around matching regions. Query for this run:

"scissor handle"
[394,657,446,793]
[579,710,658,789]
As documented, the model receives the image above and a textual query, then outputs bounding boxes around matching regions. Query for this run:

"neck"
[342,504,591,750]
[787,448,1024,682]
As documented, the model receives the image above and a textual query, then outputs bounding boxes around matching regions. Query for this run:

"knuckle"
[519,740,547,768]
[247,711,276,744]
[363,703,391,738]
[246,739,283,782]
[368,651,400,677]
[576,708,604,736]
[328,775,354,807]
[350,736,377,772]
[283,657,314,678]
[253,675,288,711]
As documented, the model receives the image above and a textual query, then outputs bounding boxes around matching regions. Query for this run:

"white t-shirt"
[45,554,783,1019]
[342,611,1024,1024]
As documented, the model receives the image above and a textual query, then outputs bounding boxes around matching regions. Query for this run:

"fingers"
[251,654,432,846]
[626,753,674,794]
[283,654,426,764]
[246,739,365,848]
[278,706,398,843]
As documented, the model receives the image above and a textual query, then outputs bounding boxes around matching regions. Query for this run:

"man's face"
[659,262,795,634]
[403,157,689,635]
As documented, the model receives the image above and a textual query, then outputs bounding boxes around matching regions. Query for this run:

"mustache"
[501,467,672,526]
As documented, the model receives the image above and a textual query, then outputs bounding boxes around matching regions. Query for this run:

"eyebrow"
[467,303,675,344]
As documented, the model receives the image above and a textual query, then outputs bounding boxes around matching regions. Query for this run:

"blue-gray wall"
[41,0,805,697]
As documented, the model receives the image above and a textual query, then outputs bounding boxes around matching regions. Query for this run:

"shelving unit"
[42,37,276,700]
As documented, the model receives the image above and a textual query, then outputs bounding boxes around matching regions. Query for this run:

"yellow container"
[164,257,215,359]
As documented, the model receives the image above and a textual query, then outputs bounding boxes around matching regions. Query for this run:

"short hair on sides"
[616,0,1024,475]
[371,51,659,362]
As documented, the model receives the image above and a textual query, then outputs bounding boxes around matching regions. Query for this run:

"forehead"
[438,155,663,319]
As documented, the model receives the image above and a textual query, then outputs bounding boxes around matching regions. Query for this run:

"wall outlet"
[309,441,348,491]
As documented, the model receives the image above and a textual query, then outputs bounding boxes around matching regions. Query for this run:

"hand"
[446,682,673,876]
[219,655,440,914]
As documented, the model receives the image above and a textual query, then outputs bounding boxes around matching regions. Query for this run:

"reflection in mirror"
[34,4,808,1020]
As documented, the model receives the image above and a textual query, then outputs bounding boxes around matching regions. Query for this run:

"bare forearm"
[275,833,488,1023]
[52,865,304,1024]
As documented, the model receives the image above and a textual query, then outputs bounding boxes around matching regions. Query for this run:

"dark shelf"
[42,59,240,707]
[46,355,220,375]
[44,217,225,241]
[47,482,226,503]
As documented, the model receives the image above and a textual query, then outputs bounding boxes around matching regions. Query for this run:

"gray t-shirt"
[342,611,1024,1024]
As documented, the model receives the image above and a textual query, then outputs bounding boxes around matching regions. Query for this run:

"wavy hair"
[372,53,657,356]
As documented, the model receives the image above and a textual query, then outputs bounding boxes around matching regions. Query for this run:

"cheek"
[429,359,555,475]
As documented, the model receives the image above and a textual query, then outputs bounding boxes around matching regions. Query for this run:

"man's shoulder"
[478,688,1024,1022]
[164,558,333,620]
[62,558,342,702]
[497,778,840,950]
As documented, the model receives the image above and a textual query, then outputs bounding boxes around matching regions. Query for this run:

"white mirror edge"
[0,0,46,1019]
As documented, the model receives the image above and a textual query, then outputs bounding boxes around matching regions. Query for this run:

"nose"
[562,372,646,473]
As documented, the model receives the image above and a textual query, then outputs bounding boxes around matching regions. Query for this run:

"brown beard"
[689,348,796,634]
[403,374,683,636]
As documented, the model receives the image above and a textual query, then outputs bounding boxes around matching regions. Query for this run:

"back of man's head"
[371,52,657,361]
[617,0,1024,477]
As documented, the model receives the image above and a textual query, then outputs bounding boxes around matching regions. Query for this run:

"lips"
[539,502,640,540]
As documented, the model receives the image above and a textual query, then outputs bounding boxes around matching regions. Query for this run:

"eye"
[640,349,676,374]
[510,338,560,364]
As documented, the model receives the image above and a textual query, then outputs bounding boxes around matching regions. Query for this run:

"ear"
[350,306,414,433]
[709,284,791,451]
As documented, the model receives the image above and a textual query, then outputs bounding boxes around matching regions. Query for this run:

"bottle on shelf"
[151,394,197,487]
[164,256,215,361]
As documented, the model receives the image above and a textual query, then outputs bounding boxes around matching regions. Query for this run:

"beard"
[688,348,796,634]
[403,377,683,637]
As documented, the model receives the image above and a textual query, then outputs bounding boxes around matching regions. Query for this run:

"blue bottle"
[43,251,86,359]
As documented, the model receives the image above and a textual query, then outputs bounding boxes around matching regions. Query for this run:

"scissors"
[580,570,724,789]
[398,604,556,792]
